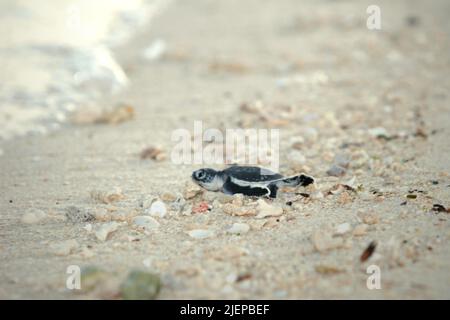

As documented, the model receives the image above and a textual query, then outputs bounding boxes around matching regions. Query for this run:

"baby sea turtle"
[191,166,314,198]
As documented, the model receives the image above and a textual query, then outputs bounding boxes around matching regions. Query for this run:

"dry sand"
[0,0,449,299]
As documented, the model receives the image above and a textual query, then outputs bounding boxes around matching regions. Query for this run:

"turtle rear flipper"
[275,174,314,187]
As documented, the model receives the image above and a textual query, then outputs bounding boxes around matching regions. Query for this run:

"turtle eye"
[195,170,206,180]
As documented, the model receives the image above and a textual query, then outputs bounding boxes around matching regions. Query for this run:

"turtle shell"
[222,166,283,183]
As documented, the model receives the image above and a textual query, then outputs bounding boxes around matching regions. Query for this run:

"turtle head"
[191,168,222,191]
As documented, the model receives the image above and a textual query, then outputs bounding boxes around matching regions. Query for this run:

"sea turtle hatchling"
[191,166,314,198]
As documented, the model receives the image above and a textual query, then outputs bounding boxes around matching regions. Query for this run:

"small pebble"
[227,223,250,235]
[79,246,95,259]
[95,222,119,241]
[80,266,110,292]
[84,223,93,232]
[359,211,379,225]
[216,193,235,204]
[120,270,161,300]
[50,239,79,256]
[140,146,166,161]
[21,209,47,224]
[183,183,203,199]
[368,127,389,138]
[310,190,324,200]
[160,192,177,202]
[146,200,167,218]
[333,153,351,168]
[187,229,214,239]
[326,164,346,177]
[65,206,95,223]
[353,224,369,236]
[315,264,344,275]
[311,229,344,252]
[142,258,153,268]
[192,201,210,214]
[90,189,125,204]
[222,203,256,216]
[133,216,160,230]
[334,223,351,235]
[256,199,283,218]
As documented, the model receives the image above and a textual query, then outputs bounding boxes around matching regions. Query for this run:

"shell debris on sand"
[326,164,347,177]
[146,200,167,218]
[222,203,257,216]
[206,245,249,261]
[334,222,352,235]
[71,103,134,125]
[90,188,125,204]
[358,211,380,225]
[50,239,79,256]
[21,209,47,224]
[187,229,214,239]
[160,192,178,202]
[353,224,369,236]
[132,216,160,230]
[95,222,120,241]
[65,206,95,223]
[140,146,167,161]
[256,199,283,219]
[315,264,344,275]
[79,245,95,259]
[183,182,204,200]
[227,223,250,235]
[311,228,345,253]
[191,201,210,214]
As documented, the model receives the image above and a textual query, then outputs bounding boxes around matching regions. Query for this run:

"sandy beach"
[0,0,449,299]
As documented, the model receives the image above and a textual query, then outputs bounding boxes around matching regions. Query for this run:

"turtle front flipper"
[267,183,278,198]
[222,177,271,197]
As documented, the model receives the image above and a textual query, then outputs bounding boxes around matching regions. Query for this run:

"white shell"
[147,200,167,218]
[95,222,119,241]
[227,223,250,235]
[133,216,160,230]
[187,229,214,239]
[334,223,351,235]
[256,199,283,218]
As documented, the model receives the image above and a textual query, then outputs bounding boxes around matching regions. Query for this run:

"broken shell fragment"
[191,201,210,214]
[50,239,79,256]
[334,223,351,235]
[353,224,369,236]
[227,223,250,235]
[311,229,344,252]
[256,199,283,218]
[21,209,47,224]
[95,222,119,241]
[326,164,347,177]
[187,229,214,239]
[146,200,167,218]
[222,203,256,216]
[132,216,160,230]
[140,146,166,161]
[183,182,204,200]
